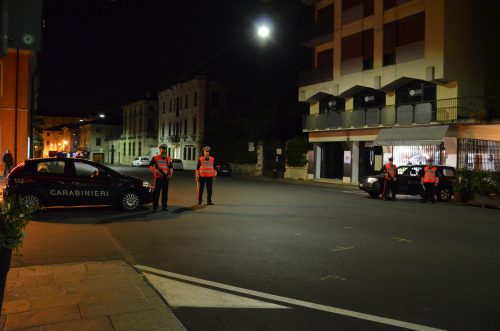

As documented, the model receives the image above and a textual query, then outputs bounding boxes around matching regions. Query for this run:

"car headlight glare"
[143,181,151,188]
[367,177,378,184]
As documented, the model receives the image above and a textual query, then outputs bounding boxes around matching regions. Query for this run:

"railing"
[303,96,490,131]
[298,65,333,87]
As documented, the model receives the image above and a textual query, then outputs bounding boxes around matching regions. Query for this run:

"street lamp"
[257,25,270,39]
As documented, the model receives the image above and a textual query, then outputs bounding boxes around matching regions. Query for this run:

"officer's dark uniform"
[149,144,173,211]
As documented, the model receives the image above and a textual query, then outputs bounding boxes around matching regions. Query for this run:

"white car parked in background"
[132,157,150,167]
[172,159,183,170]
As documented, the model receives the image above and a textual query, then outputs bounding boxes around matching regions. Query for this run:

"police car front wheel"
[119,191,140,211]
[22,193,42,210]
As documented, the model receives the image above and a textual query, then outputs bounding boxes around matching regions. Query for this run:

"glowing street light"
[257,25,270,39]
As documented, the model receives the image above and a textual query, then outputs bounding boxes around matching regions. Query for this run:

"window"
[383,0,396,10]
[384,12,425,66]
[194,92,198,106]
[169,99,172,112]
[75,162,106,179]
[128,142,131,155]
[316,48,333,68]
[183,147,186,160]
[168,122,172,136]
[185,95,188,108]
[96,138,101,146]
[188,147,192,160]
[317,4,334,24]
[147,118,154,134]
[184,119,188,135]
[123,144,126,156]
[162,122,165,137]
[138,142,142,156]
[192,118,196,135]
[133,142,135,155]
[212,92,219,107]
[36,161,65,175]
[46,140,50,145]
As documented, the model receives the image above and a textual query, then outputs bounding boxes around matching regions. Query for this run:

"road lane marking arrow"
[135,265,445,331]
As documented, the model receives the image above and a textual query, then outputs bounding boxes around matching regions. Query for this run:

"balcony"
[298,65,333,87]
[302,97,489,131]
[300,20,333,47]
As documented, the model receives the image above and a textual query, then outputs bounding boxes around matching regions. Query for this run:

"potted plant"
[454,169,474,203]
[0,197,32,313]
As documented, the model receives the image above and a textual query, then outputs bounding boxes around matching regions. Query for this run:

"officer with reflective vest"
[148,144,174,211]
[380,157,397,201]
[421,158,439,203]
[196,146,217,205]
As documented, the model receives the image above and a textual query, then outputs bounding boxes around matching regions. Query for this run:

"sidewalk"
[1,261,186,331]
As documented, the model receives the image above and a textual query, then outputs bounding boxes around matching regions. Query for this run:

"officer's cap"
[159,144,168,149]
[388,157,393,161]
[202,146,211,152]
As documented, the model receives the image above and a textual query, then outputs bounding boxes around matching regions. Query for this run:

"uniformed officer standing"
[421,158,439,204]
[196,146,217,205]
[149,144,174,211]
[381,157,397,201]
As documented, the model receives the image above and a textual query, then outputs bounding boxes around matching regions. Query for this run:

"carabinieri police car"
[3,158,153,211]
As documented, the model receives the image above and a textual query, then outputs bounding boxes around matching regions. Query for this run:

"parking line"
[135,265,445,331]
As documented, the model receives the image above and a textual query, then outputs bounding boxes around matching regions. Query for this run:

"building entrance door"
[321,142,344,179]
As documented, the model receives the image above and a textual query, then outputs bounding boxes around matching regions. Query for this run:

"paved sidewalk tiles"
[1,260,186,331]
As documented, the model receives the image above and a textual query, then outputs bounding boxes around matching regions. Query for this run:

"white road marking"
[144,273,289,309]
[320,274,346,281]
[344,227,355,230]
[393,237,414,243]
[135,265,445,331]
[331,246,354,252]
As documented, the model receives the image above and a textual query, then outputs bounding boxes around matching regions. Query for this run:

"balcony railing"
[300,20,333,47]
[302,96,489,131]
[298,65,333,87]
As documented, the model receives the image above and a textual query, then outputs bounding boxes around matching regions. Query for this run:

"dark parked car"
[215,162,232,176]
[3,158,153,211]
[359,165,456,201]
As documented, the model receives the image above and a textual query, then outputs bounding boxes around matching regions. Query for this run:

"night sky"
[39,0,311,121]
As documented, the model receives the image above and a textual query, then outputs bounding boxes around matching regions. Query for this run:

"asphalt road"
[15,166,500,331]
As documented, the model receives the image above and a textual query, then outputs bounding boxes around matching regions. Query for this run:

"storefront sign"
[364,95,375,102]
[409,89,422,96]
[249,142,255,152]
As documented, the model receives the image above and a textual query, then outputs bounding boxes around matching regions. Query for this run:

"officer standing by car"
[149,144,173,211]
[380,157,397,201]
[196,146,217,205]
[421,158,439,203]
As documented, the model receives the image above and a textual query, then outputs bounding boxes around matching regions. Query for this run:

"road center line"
[135,265,445,331]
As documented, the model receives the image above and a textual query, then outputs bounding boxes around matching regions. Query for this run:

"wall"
[0,49,31,171]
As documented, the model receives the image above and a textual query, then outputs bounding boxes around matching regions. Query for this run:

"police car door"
[34,159,70,206]
[71,160,114,205]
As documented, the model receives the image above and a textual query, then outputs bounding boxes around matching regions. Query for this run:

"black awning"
[374,125,449,146]
[380,77,427,92]
[306,92,333,103]
[339,85,372,98]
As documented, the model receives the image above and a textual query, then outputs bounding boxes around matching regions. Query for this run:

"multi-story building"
[42,123,81,157]
[118,98,159,165]
[80,121,121,163]
[35,116,84,158]
[300,0,499,183]
[158,76,230,170]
